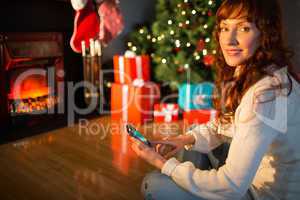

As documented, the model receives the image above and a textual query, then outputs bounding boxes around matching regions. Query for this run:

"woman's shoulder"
[243,66,293,104]
[235,67,294,130]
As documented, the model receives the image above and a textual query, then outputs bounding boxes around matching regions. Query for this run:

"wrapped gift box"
[113,55,150,84]
[183,109,217,125]
[153,103,179,123]
[178,82,214,111]
[111,81,160,124]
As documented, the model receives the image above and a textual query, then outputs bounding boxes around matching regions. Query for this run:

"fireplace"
[0,32,64,129]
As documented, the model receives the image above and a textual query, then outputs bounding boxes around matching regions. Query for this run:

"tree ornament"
[208,10,213,16]
[203,54,215,66]
[177,66,185,73]
[174,47,181,53]
[196,39,205,52]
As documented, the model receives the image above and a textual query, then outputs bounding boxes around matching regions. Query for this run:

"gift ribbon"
[118,55,144,83]
[118,56,125,83]
[122,85,128,122]
[136,56,143,80]
[121,80,145,123]
[121,123,127,154]
[185,84,191,111]
[186,84,212,108]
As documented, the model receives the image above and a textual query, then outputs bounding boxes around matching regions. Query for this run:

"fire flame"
[9,74,50,100]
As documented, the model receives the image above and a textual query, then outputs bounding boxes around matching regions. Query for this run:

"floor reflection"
[12,134,56,150]
[110,122,138,175]
[74,169,105,200]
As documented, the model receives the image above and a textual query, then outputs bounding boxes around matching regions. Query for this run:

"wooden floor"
[0,116,184,200]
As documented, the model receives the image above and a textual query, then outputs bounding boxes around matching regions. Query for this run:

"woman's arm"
[161,81,282,199]
[185,119,233,153]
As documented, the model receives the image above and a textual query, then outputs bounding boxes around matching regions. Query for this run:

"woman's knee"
[141,171,165,198]
[141,171,201,200]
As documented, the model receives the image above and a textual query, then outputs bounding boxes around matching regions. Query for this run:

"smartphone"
[126,124,152,147]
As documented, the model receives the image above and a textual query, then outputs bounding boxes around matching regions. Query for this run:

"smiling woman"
[130,0,300,199]
[213,0,298,122]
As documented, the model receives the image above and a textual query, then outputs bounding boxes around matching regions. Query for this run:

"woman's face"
[219,17,261,67]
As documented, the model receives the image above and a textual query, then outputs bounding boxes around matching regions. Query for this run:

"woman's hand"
[130,138,167,170]
[152,134,195,159]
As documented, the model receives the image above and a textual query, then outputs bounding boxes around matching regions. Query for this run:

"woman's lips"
[226,49,242,56]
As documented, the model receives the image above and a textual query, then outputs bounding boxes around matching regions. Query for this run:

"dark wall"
[0,0,81,82]
[0,0,74,32]
[281,0,300,72]
[0,0,156,72]
[0,0,297,70]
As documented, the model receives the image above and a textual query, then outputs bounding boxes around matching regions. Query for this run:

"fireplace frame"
[0,34,10,130]
[0,32,65,130]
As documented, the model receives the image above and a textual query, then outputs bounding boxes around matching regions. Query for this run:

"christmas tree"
[126,0,221,91]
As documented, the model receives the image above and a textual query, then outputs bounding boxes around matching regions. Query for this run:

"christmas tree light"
[126,0,222,90]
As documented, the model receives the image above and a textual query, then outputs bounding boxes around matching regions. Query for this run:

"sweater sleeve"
[161,77,284,200]
[185,119,234,153]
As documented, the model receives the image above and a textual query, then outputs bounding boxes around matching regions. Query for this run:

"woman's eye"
[239,27,251,32]
[219,27,228,32]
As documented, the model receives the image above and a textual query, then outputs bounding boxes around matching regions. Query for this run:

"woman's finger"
[131,144,140,155]
[151,140,175,146]
[164,148,179,159]
[131,138,145,152]
[154,143,161,152]
[162,136,171,140]
[158,144,167,155]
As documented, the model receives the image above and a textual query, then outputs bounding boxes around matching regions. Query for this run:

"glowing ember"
[9,95,57,115]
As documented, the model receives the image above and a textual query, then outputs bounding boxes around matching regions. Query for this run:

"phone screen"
[126,124,152,147]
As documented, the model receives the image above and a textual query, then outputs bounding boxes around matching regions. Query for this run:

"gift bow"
[154,104,178,122]
[193,94,209,105]
[132,78,144,87]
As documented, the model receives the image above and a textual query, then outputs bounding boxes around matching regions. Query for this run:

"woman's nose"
[225,30,239,45]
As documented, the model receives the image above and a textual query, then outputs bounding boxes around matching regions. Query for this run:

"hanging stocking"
[70,0,100,53]
[98,0,124,45]
[70,0,124,53]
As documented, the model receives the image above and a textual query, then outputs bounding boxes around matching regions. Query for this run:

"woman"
[131,0,300,199]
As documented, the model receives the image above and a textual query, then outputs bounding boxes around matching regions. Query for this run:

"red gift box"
[183,109,217,125]
[111,81,160,124]
[154,104,179,123]
[113,55,150,84]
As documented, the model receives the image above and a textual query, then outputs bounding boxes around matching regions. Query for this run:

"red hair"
[213,0,298,123]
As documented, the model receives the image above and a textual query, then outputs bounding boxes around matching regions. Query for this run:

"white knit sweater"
[161,68,300,200]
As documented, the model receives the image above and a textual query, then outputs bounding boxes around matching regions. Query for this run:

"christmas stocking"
[70,0,124,53]
[98,0,124,45]
[70,0,100,53]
